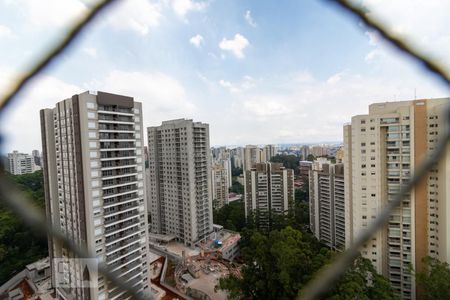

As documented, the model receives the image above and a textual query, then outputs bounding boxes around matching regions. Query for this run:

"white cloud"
[82,47,97,57]
[107,0,162,35]
[244,10,257,27]
[219,34,249,59]
[0,24,14,38]
[361,0,450,69]
[220,69,447,145]
[219,76,256,93]
[365,49,384,63]
[7,0,86,28]
[0,69,195,153]
[93,70,195,124]
[189,34,204,48]
[0,71,81,153]
[170,0,208,18]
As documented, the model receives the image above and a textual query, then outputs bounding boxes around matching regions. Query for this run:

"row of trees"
[217,226,400,300]
[0,171,47,285]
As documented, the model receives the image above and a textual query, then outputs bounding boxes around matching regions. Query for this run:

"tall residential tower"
[41,91,150,300]
[309,158,345,251]
[244,162,294,229]
[147,119,213,246]
[344,98,450,299]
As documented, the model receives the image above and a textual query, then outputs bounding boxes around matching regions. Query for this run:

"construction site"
[149,227,241,300]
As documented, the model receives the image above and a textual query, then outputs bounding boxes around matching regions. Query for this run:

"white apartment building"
[344,98,450,300]
[263,144,277,161]
[7,151,40,175]
[309,158,345,251]
[211,163,230,209]
[243,145,267,171]
[244,162,294,229]
[147,119,213,246]
[41,91,150,300]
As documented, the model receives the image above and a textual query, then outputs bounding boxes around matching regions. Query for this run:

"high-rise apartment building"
[244,162,294,229]
[344,98,450,300]
[147,119,213,246]
[300,145,310,160]
[7,150,40,175]
[311,145,329,158]
[32,149,42,166]
[231,147,244,169]
[211,163,230,209]
[309,158,345,251]
[40,91,150,299]
[263,144,277,161]
[243,145,266,171]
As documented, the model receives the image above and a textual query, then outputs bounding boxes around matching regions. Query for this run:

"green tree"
[270,154,300,174]
[229,179,244,194]
[218,225,399,300]
[325,256,401,300]
[416,256,450,300]
[231,167,243,177]
[306,154,315,161]
[0,171,47,284]
[213,200,246,232]
[217,226,333,300]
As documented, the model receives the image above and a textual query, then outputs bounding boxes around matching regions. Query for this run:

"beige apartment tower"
[40,91,150,299]
[147,119,213,246]
[244,162,294,229]
[344,98,450,300]
[309,159,345,251]
[211,163,230,209]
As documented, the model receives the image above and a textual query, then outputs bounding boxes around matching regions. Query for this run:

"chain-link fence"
[0,0,449,299]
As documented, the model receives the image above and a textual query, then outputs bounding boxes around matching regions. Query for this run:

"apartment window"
[361,120,366,124]
[361,142,366,147]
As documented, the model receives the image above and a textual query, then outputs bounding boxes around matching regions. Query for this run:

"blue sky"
[0,0,449,153]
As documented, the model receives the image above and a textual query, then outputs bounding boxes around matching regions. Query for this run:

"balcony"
[106,240,141,260]
[104,211,140,227]
[99,123,135,132]
[104,202,140,218]
[101,159,136,169]
[104,221,140,237]
[98,113,134,122]
[104,195,139,209]
[102,176,137,189]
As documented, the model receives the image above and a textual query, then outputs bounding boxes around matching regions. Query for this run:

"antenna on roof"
[414,88,417,99]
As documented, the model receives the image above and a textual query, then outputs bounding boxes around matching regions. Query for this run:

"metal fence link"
[0,0,449,299]
[0,0,120,113]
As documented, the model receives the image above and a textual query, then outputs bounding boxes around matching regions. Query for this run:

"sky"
[0,0,449,153]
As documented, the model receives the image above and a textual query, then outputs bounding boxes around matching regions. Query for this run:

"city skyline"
[1,0,450,153]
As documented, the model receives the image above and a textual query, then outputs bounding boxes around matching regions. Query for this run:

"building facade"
[344,98,450,299]
[211,163,230,209]
[7,151,40,175]
[243,145,266,171]
[147,119,213,246]
[40,91,150,299]
[263,144,277,161]
[244,162,294,229]
[309,159,345,251]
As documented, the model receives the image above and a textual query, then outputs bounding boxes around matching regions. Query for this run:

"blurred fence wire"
[0,0,449,299]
